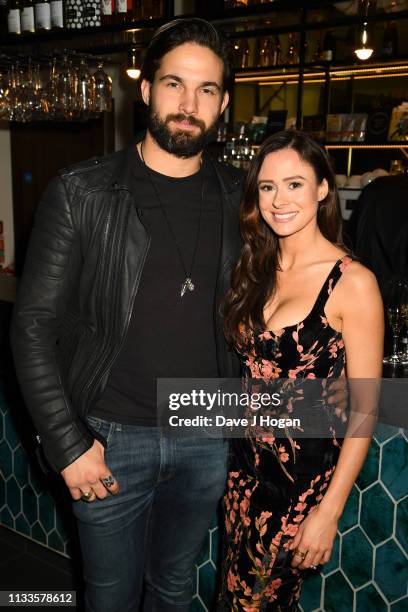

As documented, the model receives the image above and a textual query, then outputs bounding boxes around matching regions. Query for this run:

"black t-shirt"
[92,150,222,424]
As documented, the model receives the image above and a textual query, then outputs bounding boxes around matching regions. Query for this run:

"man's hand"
[61,440,120,502]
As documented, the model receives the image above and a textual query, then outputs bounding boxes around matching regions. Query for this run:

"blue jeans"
[72,415,228,612]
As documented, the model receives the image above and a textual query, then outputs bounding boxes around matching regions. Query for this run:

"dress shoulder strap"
[312,255,354,315]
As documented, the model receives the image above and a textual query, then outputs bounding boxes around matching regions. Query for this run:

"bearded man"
[11,18,242,612]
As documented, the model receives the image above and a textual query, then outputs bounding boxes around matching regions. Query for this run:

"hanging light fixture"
[354,0,374,61]
[126,46,142,80]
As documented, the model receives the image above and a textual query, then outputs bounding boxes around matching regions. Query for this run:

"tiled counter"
[1,384,406,611]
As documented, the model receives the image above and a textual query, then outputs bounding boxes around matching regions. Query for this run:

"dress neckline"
[263,256,351,337]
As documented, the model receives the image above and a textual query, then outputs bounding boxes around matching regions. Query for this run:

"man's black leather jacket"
[10,143,243,473]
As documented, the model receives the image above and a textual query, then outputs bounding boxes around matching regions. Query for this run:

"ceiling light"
[354,23,374,60]
[126,47,141,80]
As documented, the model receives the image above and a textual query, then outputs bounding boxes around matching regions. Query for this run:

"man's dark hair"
[140,18,233,93]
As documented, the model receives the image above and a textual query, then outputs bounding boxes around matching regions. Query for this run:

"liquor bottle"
[21,0,35,32]
[313,34,323,62]
[115,0,132,23]
[100,0,114,25]
[235,38,250,68]
[65,0,83,28]
[257,36,273,67]
[286,32,299,65]
[34,0,51,30]
[50,0,64,28]
[272,35,282,66]
[382,21,399,58]
[7,0,21,34]
[83,0,101,26]
[132,0,140,20]
[322,30,336,62]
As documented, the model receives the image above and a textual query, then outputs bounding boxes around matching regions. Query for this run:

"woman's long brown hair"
[222,129,346,348]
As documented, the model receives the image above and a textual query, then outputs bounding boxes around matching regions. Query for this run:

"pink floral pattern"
[218,257,352,611]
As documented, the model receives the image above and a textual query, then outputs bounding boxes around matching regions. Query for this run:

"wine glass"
[92,60,112,114]
[383,280,407,365]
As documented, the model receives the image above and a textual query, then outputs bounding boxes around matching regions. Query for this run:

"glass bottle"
[101,0,115,25]
[21,0,35,32]
[286,32,299,64]
[34,0,51,30]
[382,21,399,59]
[272,35,282,66]
[132,0,141,20]
[116,0,133,22]
[257,36,273,67]
[313,33,323,62]
[235,38,250,69]
[7,0,21,34]
[92,60,112,112]
[75,58,92,115]
[50,0,64,28]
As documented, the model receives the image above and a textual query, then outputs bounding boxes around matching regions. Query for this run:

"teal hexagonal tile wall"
[360,483,394,545]
[6,476,21,517]
[1,385,407,611]
[342,527,373,587]
[324,571,354,612]
[374,423,399,444]
[356,583,388,612]
[338,484,360,534]
[320,532,340,576]
[356,439,380,491]
[375,539,408,603]
[0,439,13,479]
[396,497,408,554]
[381,435,408,501]
[391,597,408,611]
[299,570,323,611]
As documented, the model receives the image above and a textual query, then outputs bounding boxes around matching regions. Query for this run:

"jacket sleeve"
[10,175,94,473]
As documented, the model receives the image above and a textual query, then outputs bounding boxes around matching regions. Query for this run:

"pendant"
[181,277,195,298]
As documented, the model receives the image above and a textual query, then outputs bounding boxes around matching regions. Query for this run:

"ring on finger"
[294,549,307,560]
[81,491,93,502]
[101,475,116,488]
[310,564,318,570]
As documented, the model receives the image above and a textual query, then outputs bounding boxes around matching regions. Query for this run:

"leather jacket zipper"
[82,194,150,413]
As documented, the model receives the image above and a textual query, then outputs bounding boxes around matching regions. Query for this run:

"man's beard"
[148,109,219,158]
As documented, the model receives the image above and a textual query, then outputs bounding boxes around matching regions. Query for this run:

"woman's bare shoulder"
[340,259,379,293]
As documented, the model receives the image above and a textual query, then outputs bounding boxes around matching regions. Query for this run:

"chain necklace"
[139,141,204,298]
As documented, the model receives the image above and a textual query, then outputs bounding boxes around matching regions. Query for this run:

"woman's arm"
[290,263,384,569]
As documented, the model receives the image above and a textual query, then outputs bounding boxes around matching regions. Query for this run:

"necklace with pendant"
[139,141,204,298]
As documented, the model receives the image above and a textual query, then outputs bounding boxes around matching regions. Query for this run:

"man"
[11,18,242,612]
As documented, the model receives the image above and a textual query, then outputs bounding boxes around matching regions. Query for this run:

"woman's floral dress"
[218,256,353,611]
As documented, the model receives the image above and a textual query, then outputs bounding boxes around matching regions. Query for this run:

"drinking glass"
[75,58,93,116]
[92,60,112,113]
[383,280,407,365]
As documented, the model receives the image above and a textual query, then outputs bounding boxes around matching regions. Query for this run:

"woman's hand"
[289,506,338,570]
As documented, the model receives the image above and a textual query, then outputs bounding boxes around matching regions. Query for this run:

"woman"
[218,130,383,610]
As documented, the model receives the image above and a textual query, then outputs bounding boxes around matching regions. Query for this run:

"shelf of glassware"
[234,58,408,84]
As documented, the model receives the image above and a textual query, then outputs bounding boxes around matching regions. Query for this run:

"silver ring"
[101,475,116,488]
[310,564,318,570]
[81,491,92,501]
